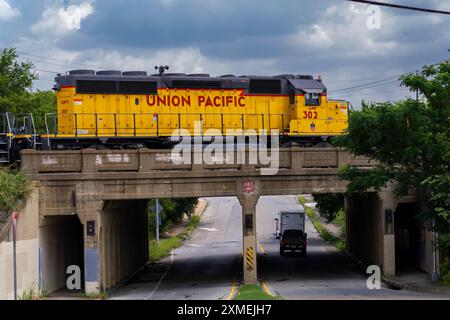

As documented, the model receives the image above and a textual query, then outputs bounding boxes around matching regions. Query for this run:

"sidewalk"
[383,272,450,296]
[163,198,208,238]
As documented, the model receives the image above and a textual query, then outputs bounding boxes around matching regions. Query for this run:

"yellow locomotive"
[40,67,348,149]
[0,67,349,162]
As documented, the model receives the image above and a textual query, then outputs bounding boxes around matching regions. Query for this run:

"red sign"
[243,179,255,194]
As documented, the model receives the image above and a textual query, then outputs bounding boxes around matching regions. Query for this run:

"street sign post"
[12,211,18,300]
[153,200,163,243]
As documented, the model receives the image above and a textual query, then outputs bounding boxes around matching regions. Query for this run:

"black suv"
[280,229,307,256]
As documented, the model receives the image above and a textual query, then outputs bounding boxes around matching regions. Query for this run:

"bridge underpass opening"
[395,203,425,274]
[99,200,149,291]
[107,197,245,299]
[39,215,84,294]
[254,195,362,287]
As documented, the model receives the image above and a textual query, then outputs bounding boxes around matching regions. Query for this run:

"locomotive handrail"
[43,112,346,138]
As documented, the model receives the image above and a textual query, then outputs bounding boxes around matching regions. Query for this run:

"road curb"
[382,276,450,296]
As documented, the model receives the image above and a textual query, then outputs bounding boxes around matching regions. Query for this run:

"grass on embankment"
[149,215,201,263]
[233,285,282,300]
[298,197,346,251]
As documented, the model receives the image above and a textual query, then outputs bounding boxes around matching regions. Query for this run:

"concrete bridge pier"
[344,190,398,277]
[76,198,149,294]
[99,200,148,292]
[237,179,260,285]
[76,199,103,294]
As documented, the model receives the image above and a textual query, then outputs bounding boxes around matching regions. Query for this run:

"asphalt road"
[110,195,448,300]
[110,197,242,300]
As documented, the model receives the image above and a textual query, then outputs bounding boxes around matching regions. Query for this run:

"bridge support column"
[237,179,260,285]
[77,199,104,294]
[345,189,398,277]
[378,190,398,277]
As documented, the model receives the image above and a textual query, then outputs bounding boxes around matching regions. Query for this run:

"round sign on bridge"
[242,179,256,194]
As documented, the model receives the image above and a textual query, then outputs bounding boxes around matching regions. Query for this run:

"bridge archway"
[39,215,84,294]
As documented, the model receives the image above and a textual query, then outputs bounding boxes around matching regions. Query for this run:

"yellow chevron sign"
[246,247,254,271]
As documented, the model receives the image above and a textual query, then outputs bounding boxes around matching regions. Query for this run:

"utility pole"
[12,212,18,300]
[416,70,419,102]
[155,199,160,243]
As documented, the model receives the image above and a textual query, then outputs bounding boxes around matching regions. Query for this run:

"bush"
[439,262,450,285]
[148,198,198,239]
[0,168,32,213]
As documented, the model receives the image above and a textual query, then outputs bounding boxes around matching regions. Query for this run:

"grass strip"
[233,285,282,300]
[298,197,346,251]
[149,215,201,263]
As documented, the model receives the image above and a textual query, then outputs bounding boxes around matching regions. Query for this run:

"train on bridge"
[0,67,349,163]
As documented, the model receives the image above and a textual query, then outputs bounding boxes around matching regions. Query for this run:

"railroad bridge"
[0,147,431,298]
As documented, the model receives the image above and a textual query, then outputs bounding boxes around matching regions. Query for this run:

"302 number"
[303,111,318,119]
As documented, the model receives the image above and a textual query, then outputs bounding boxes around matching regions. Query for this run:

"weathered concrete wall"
[100,200,148,291]
[345,193,383,270]
[21,148,374,175]
[0,190,39,300]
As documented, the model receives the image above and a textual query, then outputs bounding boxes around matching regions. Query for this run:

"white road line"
[144,251,174,300]
[199,227,218,232]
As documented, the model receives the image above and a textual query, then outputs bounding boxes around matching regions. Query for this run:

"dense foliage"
[0,48,56,132]
[312,194,344,222]
[334,59,450,233]
[0,168,32,212]
[148,198,198,238]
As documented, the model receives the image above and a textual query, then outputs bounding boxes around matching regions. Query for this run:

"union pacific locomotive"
[0,67,349,163]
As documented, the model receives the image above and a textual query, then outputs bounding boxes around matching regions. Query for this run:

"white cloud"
[72,47,278,76]
[31,2,93,37]
[0,0,20,20]
[286,3,399,58]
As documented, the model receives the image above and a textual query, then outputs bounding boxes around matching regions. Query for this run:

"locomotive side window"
[118,81,157,94]
[77,80,117,94]
[305,93,320,106]
[249,79,281,94]
[171,80,221,89]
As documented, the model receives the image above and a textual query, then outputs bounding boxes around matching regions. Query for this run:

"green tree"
[148,198,198,238]
[313,193,344,222]
[0,48,37,97]
[0,48,56,132]
[333,59,450,260]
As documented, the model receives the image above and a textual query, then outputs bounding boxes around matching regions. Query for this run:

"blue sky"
[1,0,449,106]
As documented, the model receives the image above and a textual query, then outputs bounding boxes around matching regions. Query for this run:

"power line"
[328,75,402,94]
[345,0,450,15]
[334,79,401,94]
[34,68,60,74]
[16,50,113,71]
[325,74,403,83]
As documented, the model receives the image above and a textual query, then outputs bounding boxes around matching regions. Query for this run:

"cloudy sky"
[0,0,449,107]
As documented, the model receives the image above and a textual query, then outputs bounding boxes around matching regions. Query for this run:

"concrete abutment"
[76,199,149,293]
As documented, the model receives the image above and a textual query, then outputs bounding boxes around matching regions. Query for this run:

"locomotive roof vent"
[164,73,186,76]
[274,74,294,79]
[187,73,210,77]
[220,74,236,78]
[294,74,313,80]
[96,70,122,76]
[122,71,148,76]
[68,69,95,75]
